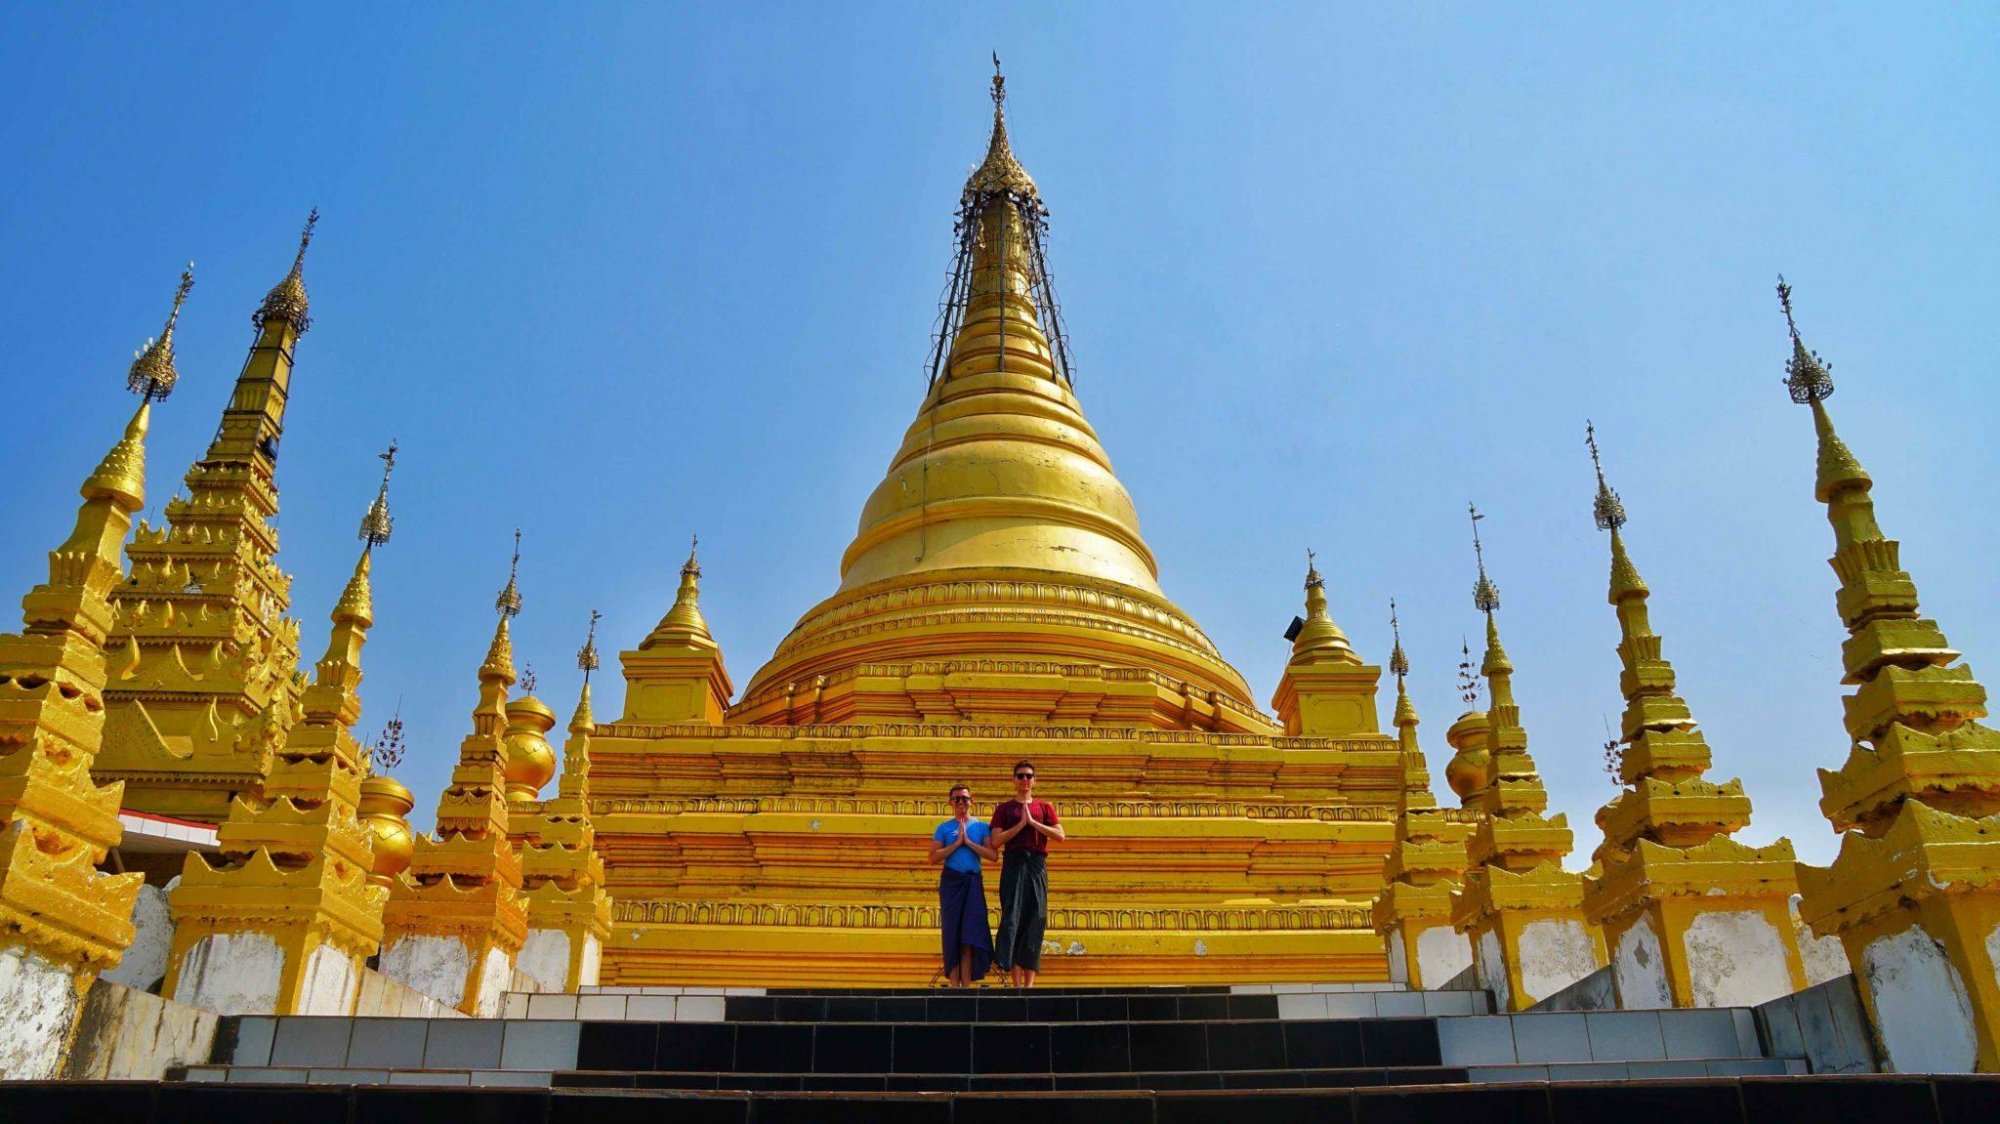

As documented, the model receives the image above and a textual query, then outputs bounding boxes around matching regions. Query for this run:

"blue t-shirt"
[933,819,991,874]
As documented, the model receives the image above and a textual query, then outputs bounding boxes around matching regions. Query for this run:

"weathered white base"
[172,931,283,1016]
[577,933,601,987]
[1985,921,2000,995]
[380,934,473,1008]
[1612,915,1672,1009]
[1864,924,1978,1073]
[1385,931,1408,984]
[1475,929,1510,1011]
[472,946,512,1016]
[1517,917,1598,1006]
[102,882,172,993]
[1416,925,1470,989]
[0,943,85,1081]
[294,941,361,1015]
[1801,925,1850,985]
[61,979,218,1080]
[518,930,571,992]
[1686,909,1793,1008]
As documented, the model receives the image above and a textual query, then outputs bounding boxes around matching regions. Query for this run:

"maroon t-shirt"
[990,799,1059,855]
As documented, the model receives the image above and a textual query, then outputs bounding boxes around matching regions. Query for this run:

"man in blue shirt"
[929,783,998,987]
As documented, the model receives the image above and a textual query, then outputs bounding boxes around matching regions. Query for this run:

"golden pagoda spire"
[642,534,714,649]
[1577,423,1804,1008]
[100,223,324,822]
[1271,550,1383,736]
[0,306,180,1073]
[484,529,523,687]
[1388,599,1430,809]
[164,452,394,1014]
[255,207,317,334]
[125,264,193,403]
[565,608,601,802]
[1780,278,2000,1069]
[1289,549,1360,663]
[964,53,1038,201]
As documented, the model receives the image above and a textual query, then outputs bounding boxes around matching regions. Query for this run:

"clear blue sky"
[2,5,1994,865]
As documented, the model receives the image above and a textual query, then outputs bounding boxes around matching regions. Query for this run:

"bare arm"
[1025,807,1066,843]
[927,826,965,864]
[989,810,1027,845]
[964,839,999,861]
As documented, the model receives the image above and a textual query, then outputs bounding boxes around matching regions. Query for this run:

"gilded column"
[1779,280,2000,1072]
[1372,602,1475,988]
[100,214,321,821]
[1448,507,1605,1011]
[162,444,398,1015]
[1576,425,1805,1009]
[0,271,184,1076]
[379,534,530,1015]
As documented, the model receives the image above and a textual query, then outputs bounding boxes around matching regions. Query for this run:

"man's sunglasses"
[1014,772,1034,780]
[949,796,971,803]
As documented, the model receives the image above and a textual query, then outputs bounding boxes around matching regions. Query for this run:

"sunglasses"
[949,795,971,803]
[1015,772,1035,780]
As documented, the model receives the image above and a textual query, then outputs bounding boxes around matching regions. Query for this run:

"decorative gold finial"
[1777,274,1833,404]
[965,54,1037,200]
[1457,637,1481,706]
[1469,503,1500,613]
[682,533,701,579]
[127,263,194,402]
[358,439,397,549]
[254,207,318,332]
[1388,598,1409,681]
[1304,547,1322,588]
[577,609,602,682]
[370,697,408,773]
[519,663,538,694]
[1585,421,1626,531]
[495,528,523,618]
[991,51,1005,111]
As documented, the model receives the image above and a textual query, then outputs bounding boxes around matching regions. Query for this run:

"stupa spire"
[254,207,317,334]
[1289,548,1359,663]
[125,264,193,403]
[643,534,714,648]
[1388,599,1430,808]
[301,441,397,728]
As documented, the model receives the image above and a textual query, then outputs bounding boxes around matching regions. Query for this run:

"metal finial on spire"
[577,609,602,682]
[495,528,523,618]
[127,263,194,402]
[519,663,538,694]
[681,533,701,579]
[369,697,407,774]
[1304,547,1322,587]
[1469,503,1500,613]
[991,51,1005,111]
[1776,274,1834,404]
[1388,598,1410,681]
[358,439,398,549]
[1585,421,1627,531]
[1457,637,1481,706]
[255,207,319,332]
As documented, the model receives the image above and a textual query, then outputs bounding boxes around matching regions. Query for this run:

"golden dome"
[739,93,1257,722]
[502,694,558,799]
[357,773,416,887]
[1443,709,1490,802]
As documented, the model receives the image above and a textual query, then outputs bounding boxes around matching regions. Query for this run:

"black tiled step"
[763,986,1234,996]
[728,993,1278,1022]
[578,1018,1438,1074]
[548,1066,1474,1094]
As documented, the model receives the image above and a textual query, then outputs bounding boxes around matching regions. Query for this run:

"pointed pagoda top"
[1289,548,1359,663]
[643,533,716,650]
[964,54,1038,202]
[1389,599,1418,728]
[480,533,521,685]
[1587,422,1647,599]
[571,609,601,734]
[254,208,317,333]
[1469,503,1500,614]
[358,440,397,552]
[1776,276,1873,505]
[495,528,523,619]
[126,265,194,403]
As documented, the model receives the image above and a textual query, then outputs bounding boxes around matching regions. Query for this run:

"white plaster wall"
[577,933,602,987]
[517,929,571,993]
[1517,918,1600,1007]
[102,882,172,993]
[1612,915,1672,1010]
[1863,925,1978,1074]
[61,979,219,1080]
[0,944,85,1081]
[1686,909,1794,1008]
[1475,929,1511,1011]
[172,931,283,1016]
[293,942,360,1015]
[1801,925,1851,985]
[1984,921,2000,997]
[379,934,471,1009]
[1385,931,1408,984]
[1416,926,1471,990]
[472,945,512,1016]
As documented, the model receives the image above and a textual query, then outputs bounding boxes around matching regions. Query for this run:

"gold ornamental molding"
[591,795,1439,822]
[614,898,1377,932]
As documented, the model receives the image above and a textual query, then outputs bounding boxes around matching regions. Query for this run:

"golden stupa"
[589,67,1404,985]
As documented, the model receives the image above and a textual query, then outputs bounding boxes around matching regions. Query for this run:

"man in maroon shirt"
[988,759,1064,987]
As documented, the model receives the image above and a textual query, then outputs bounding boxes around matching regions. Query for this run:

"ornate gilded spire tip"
[1388,598,1409,681]
[127,263,194,402]
[359,439,397,549]
[682,533,701,579]
[1777,274,1834,404]
[577,609,602,681]
[495,528,523,618]
[1304,547,1322,589]
[254,207,318,332]
[519,663,538,695]
[1585,420,1627,531]
[1468,503,1500,613]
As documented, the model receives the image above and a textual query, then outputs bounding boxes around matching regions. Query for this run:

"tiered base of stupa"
[588,722,1405,985]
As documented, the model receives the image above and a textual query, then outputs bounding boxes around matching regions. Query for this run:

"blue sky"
[1,5,1994,865]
